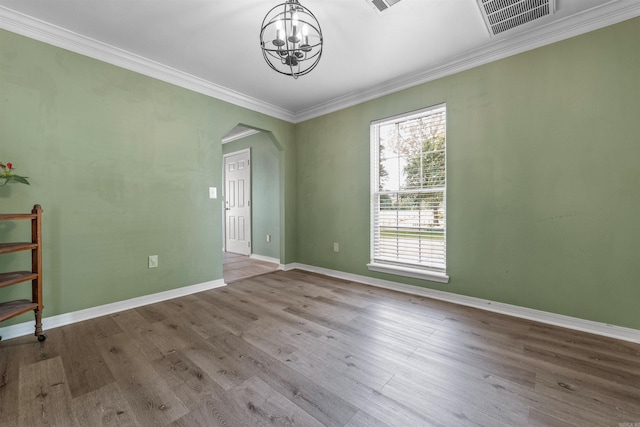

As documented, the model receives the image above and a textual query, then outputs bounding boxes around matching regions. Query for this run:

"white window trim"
[368,103,449,283]
[367,262,449,283]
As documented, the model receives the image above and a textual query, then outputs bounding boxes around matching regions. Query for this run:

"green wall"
[1,17,639,332]
[0,29,295,326]
[222,132,281,260]
[294,18,640,330]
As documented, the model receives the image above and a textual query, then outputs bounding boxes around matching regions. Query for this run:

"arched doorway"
[221,124,282,282]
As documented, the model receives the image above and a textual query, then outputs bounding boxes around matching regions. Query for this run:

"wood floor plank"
[151,315,214,352]
[16,327,63,366]
[215,331,360,427]
[71,382,138,426]
[293,324,510,418]
[410,338,638,426]
[532,360,640,409]
[353,297,447,332]
[110,310,171,361]
[2,268,639,426]
[255,271,338,301]
[344,410,390,427]
[287,311,419,363]
[163,294,238,339]
[527,408,577,427]
[527,322,640,359]
[135,302,171,324]
[328,284,448,321]
[169,405,245,427]
[18,356,76,427]
[223,253,279,284]
[531,368,640,424]
[51,316,121,398]
[523,341,640,388]
[402,346,535,408]
[239,324,299,361]
[185,293,256,336]
[382,370,524,426]
[182,338,252,391]
[420,330,538,389]
[95,332,189,426]
[227,375,325,427]
[199,290,260,324]
[0,412,17,427]
[279,327,399,391]
[348,313,437,349]
[524,324,640,367]
[322,321,418,359]
[278,345,437,426]
[224,283,294,312]
[0,336,21,424]
[243,297,333,340]
[283,304,424,356]
[152,350,249,426]
[525,393,619,427]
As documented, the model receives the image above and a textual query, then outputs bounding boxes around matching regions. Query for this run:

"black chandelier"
[259,0,323,79]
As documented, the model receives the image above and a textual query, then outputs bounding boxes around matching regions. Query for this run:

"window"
[368,104,448,283]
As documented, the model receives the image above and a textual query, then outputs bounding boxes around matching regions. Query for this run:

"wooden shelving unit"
[0,204,45,342]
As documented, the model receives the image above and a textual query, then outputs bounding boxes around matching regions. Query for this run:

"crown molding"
[0,6,297,123]
[221,128,262,144]
[294,0,640,122]
[1,2,638,124]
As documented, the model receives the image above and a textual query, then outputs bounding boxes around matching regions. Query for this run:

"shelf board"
[0,299,38,322]
[0,213,37,221]
[0,242,38,255]
[0,271,38,289]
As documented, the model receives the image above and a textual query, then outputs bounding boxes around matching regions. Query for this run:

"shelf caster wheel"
[37,334,47,342]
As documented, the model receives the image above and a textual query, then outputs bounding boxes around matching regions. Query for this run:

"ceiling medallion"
[259,0,323,79]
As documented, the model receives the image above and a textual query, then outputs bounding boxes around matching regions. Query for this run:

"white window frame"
[367,104,449,284]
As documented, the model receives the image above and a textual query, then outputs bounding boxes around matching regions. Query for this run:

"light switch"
[148,255,158,269]
[209,187,217,199]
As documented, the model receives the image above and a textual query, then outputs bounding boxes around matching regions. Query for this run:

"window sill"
[367,262,449,284]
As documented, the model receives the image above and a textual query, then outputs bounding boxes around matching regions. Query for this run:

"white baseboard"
[0,279,226,342]
[284,263,640,344]
[249,253,281,266]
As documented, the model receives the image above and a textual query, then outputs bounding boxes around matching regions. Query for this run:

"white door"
[224,149,251,255]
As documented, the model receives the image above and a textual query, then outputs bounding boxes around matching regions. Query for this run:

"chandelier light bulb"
[301,24,311,52]
[289,11,300,44]
[274,20,285,46]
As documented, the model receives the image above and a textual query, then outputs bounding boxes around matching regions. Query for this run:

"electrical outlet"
[266,234,271,243]
[333,242,339,252]
[148,255,158,269]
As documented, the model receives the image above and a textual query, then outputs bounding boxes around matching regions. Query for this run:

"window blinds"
[371,104,446,273]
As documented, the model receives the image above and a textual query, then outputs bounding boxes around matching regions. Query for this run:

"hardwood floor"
[223,252,279,283]
[1,269,639,426]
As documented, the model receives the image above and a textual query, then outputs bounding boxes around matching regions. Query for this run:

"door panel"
[224,150,251,255]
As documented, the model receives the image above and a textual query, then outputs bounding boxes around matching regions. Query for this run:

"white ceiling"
[0,0,638,122]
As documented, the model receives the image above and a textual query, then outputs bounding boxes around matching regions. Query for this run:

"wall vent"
[477,0,556,36]
[366,0,403,13]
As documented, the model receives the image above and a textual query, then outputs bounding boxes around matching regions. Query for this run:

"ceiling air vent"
[366,0,403,13]
[477,0,556,36]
